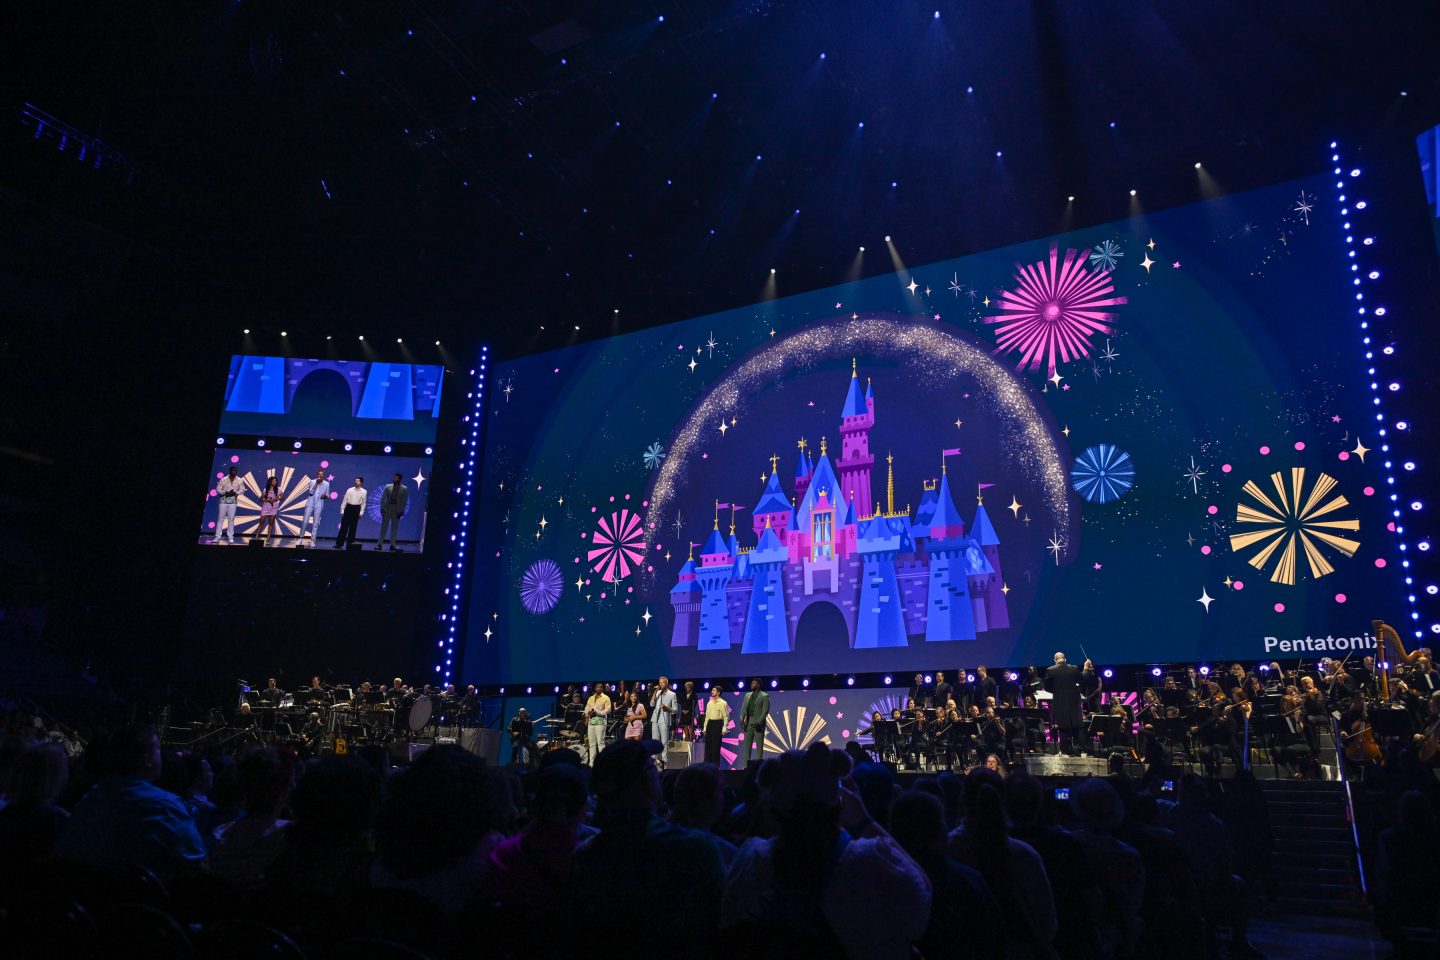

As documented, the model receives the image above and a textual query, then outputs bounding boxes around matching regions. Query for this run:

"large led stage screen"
[467,174,1406,684]
[199,356,440,552]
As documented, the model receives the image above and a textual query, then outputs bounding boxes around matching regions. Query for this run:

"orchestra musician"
[509,708,537,768]
[1414,691,1440,768]
[259,678,284,706]
[300,712,325,756]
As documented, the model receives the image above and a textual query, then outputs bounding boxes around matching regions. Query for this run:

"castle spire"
[769,453,779,474]
[713,499,720,529]
[886,453,895,516]
[820,436,828,457]
[852,356,857,377]
[976,483,984,505]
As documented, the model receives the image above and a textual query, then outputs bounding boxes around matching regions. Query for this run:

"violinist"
[1323,659,1354,708]
[1102,696,1135,753]
[1137,688,1163,756]
[930,706,955,769]
[904,698,926,768]
[1273,696,1319,779]
[1182,665,1201,693]
[1298,676,1329,727]
[1263,663,1285,694]
[978,705,1007,761]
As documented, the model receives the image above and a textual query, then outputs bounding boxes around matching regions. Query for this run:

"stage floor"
[196,534,420,552]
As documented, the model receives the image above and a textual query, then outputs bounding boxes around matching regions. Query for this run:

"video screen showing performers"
[1417,122,1440,258]
[466,172,1411,683]
[200,355,439,553]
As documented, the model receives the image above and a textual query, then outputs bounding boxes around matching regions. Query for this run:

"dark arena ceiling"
[5,0,1440,356]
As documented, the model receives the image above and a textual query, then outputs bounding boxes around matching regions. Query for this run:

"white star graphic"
[906,278,919,295]
[1140,254,1155,273]
[1197,588,1214,612]
[642,608,653,626]
[413,468,426,488]
[687,357,697,373]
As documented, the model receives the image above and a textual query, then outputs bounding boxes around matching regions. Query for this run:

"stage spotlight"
[574,325,580,331]
[292,441,302,450]
[847,677,855,686]
[802,678,810,688]
[966,674,975,683]
[383,445,393,454]
[257,439,266,447]
[859,245,865,252]
[424,446,433,455]
[1259,664,1270,672]
[770,268,776,274]
[857,122,864,128]
[359,335,365,341]
[281,331,287,337]
[343,443,353,452]
[995,150,1003,158]
[924,675,933,684]
[884,235,892,242]
[770,679,778,688]
[736,679,744,690]
[243,328,250,335]
[396,338,403,344]
[216,437,225,445]
[1130,189,1137,196]
[933,10,939,17]
[1194,162,1202,169]
[1151,667,1163,677]
[326,336,333,341]
[1006,672,1018,682]
[1102,669,1114,679]
[883,675,892,685]
[435,340,441,345]
[1067,195,1075,202]
[1200,666,1210,675]
[526,686,532,694]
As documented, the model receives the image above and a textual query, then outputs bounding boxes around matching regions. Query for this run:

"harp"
[1372,620,1422,701]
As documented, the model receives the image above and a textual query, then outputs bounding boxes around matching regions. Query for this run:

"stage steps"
[1257,779,1367,918]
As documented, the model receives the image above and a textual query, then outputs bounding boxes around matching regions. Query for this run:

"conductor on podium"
[1045,651,1083,756]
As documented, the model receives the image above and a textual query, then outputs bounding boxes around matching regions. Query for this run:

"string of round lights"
[436,346,489,683]
[1329,141,1432,641]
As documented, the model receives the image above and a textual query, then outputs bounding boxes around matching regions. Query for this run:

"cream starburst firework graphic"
[233,467,312,536]
[1228,467,1360,585]
[761,705,832,754]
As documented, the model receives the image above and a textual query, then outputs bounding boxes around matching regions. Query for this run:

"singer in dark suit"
[1045,652,1083,756]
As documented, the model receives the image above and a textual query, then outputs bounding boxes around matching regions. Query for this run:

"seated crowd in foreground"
[0,717,1424,959]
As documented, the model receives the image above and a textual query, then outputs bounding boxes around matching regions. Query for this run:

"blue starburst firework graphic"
[1071,444,1136,504]
[643,442,666,471]
[519,559,564,614]
[1088,239,1123,272]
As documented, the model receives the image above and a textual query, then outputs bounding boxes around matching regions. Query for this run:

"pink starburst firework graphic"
[986,246,1127,375]
[587,508,647,582]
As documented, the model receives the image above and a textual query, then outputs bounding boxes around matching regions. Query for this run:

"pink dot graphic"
[829,697,838,705]
[320,460,330,468]
[841,730,851,739]
[1201,545,1212,555]
[207,521,216,529]
[1273,603,1285,613]
[1294,441,1306,451]
[216,472,225,479]
[230,455,240,463]
[1363,486,1375,496]
[1207,505,1218,515]
[1221,464,1232,473]
[1338,451,1350,461]
[1388,522,1396,532]
[1375,558,1387,568]
[209,489,218,497]
[1335,593,1347,604]
[1259,445,1271,455]
[1234,580,1245,590]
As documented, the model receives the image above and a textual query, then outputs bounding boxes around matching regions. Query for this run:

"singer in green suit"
[737,678,771,769]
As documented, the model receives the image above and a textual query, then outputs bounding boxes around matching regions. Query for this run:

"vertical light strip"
[436,345,489,683]
[1329,142,1431,641]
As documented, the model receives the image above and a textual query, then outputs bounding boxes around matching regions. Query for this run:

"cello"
[1341,697,1383,764]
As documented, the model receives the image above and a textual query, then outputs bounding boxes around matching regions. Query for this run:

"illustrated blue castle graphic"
[670,363,1010,653]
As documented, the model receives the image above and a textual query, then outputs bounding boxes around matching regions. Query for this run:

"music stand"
[1085,714,1123,749]
[1154,717,1193,762]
